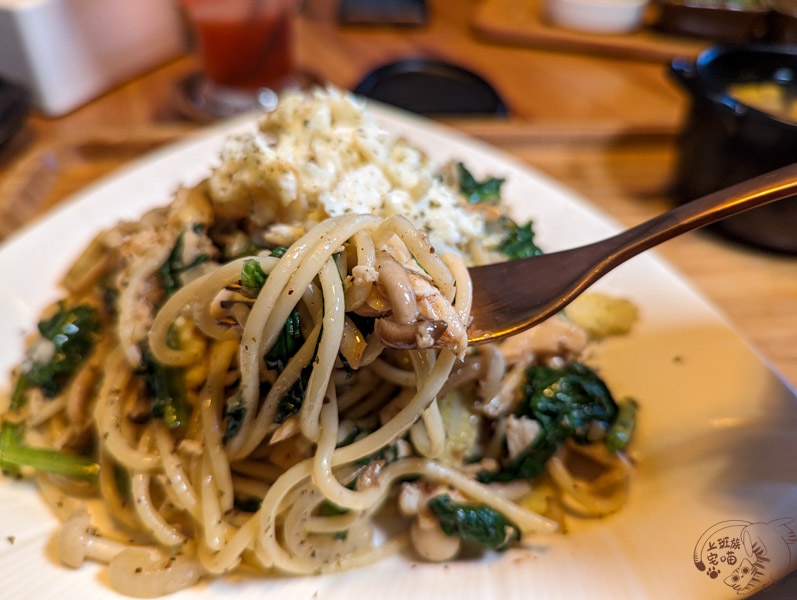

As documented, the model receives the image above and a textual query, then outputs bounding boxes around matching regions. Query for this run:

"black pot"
[670,45,797,254]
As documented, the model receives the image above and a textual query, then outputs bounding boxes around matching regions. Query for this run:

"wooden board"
[472,0,709,62]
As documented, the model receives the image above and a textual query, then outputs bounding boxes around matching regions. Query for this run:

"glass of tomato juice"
[180,0,297,114]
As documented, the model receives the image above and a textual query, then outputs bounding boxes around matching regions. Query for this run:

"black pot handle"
[669,56,744,119]
[669,57,700,95]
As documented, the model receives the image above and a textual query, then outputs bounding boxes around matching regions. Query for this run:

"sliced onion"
[340,317,367,369]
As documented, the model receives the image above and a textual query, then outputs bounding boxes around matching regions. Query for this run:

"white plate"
[1,106,796,600]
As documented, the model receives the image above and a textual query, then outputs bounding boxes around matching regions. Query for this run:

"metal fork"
[466,163,797,345]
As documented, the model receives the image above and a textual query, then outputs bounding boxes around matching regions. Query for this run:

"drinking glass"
[179,0,297,117]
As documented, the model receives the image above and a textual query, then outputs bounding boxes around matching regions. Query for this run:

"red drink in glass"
[182,0,295,90]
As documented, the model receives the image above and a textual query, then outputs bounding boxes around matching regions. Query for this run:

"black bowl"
[353,58,508,116]
[670,44,797,253]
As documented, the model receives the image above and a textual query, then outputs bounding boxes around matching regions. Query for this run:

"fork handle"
[600,162,797,262]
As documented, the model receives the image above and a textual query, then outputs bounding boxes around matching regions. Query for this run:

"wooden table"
[0,0,795,394]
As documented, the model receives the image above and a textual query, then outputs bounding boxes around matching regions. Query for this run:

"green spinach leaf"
[157,231,209,298]
[457,162,504,205]
[136,346,190,429]
[241,258,267,290]
[479,362,618,483]
[25,304,101,397]
[427,494,520,551]
[495,217,542,260]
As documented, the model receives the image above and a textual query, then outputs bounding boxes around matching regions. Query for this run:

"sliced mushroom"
[219,298,255,309]
[59,508,130,568]
[215,316,240,331]
[374,316,448,350]
[375,251,416,324]
[398,481,463,562]
[410,511,461,562]
[109,548,203,597]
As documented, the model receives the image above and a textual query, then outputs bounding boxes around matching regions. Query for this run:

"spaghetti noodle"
[0,88,635,597]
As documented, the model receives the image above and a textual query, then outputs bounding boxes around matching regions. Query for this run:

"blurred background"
[0,0,795,393]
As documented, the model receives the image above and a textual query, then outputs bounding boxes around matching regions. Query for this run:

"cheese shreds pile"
[208,87,486,249]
